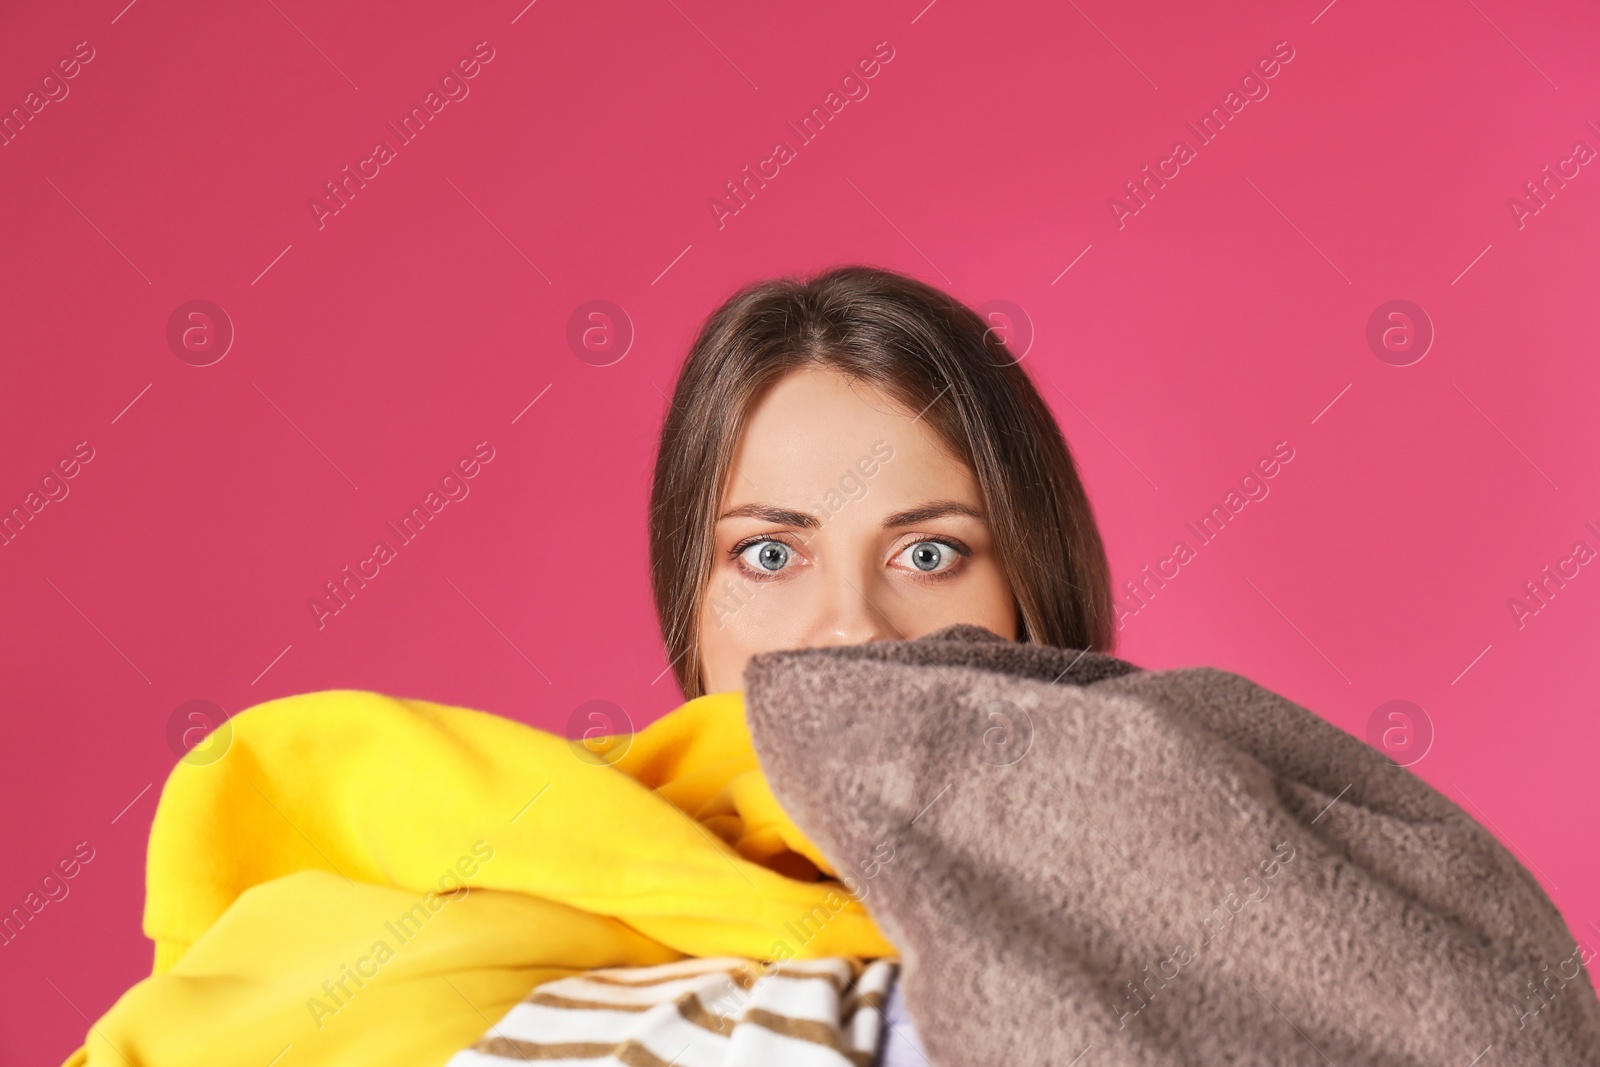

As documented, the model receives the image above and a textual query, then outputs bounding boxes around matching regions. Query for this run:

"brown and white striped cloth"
[447,956,899,1067]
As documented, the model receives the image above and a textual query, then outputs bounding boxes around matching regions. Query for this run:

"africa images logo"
[309,42,497,230]
[1107,40,1297,230]
[708,41,897,230]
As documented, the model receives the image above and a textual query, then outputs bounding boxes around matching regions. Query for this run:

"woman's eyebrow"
[881,501,986,527]
[717,503,821,528]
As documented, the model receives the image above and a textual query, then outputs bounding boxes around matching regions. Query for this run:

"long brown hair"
[649,265,1114,698]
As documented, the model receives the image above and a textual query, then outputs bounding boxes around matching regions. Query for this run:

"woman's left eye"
[896,540,959,575]
[737,539,794,573]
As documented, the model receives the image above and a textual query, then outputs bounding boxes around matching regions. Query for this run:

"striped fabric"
[447,955,899,1067]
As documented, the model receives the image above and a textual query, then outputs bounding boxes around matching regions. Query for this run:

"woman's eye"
[899,541,957,574]
[738,540,792,573]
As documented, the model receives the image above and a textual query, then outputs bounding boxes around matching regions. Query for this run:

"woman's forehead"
[723,367,978,516]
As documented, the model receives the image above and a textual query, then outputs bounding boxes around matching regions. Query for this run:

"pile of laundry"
[61,626,1600,1066]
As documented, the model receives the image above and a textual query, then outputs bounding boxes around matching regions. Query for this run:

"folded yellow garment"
[61,689,894,1067]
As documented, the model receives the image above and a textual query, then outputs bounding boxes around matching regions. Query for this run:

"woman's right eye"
[736,540,792,573]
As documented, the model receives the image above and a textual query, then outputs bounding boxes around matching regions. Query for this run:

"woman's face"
[697,366,1019,694]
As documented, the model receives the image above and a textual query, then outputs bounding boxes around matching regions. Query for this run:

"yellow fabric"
[61,689,893,1067]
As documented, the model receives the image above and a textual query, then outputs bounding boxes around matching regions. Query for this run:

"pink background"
[3,0,1598,1061]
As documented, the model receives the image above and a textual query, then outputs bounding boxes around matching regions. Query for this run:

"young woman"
[649,264,1114,1063]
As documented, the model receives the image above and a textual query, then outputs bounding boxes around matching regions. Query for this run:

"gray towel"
[743,624,1600,1066]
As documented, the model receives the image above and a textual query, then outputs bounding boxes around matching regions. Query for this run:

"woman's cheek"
[900,559,1017,639]
[970,560,1021,639]
[696,587,743,693]
[696,566,778,691]
[704,567,794,643]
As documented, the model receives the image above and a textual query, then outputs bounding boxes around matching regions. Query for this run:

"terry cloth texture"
[742,624,1600,1067]
[448,955,895,1067]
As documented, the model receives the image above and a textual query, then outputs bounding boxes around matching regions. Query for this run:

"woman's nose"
[808,572,898,648]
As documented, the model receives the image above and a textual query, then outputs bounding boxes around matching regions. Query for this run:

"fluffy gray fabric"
[743,624,1600,1066]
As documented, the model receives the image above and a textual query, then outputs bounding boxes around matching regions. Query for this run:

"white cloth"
[874,970,928,1067]
[449,955,898,1067]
